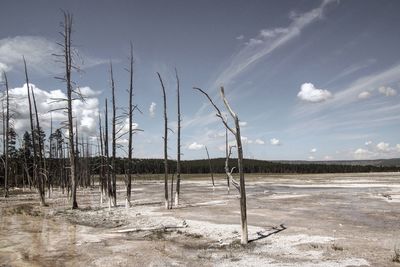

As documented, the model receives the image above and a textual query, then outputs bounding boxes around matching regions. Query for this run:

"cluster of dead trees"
[0,11,250,244]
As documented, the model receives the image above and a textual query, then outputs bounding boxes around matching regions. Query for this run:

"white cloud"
[255,139,265,145]
[5,83,100,137]
[236,35,244,40]
[358,91,371,99]
[212,0,335,88]
[308,156,315,160]
[376,141,390,151]
[0,36,105,75]
[297,83,333,103]
[354,148,373,159]
[365,140,372,146]
[149,102,156,117]
[397,144,400,152]
[378,86,397,96]
[188,142,204,150]
[239,121,247,127]
[310,148,317,153]
[324,155,332,160]
[270,138,281,145]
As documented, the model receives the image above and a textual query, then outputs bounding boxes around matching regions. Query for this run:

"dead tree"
[175,68,182,206]
[98,113,105,204]
[157,72,169,209]
[31,86,46,195]
[126,42,134,208]
[193,86,248,244]
[23,58,45,206]
[225,128,231,193]
[104,99,112,208]
[53,12,78,209]
[205,146,215,190]
[110,62,117,207]
[3,71,9,197]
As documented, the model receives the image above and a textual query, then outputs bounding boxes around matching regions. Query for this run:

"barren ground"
[1,172,400,266]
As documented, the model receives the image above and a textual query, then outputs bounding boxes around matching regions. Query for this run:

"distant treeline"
[92,157,400,175]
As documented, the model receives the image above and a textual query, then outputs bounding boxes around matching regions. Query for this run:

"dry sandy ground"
[1,172,400,266]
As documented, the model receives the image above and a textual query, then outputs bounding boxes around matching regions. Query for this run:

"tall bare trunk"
[110,62,117,207]
[23,57,45,206]
[58,12,78,209]
[104,99,111,208]
[157,72,169,209]
[175,68,181,206]
[126,42,134,208]
[98,113,105,203]
[31,87,45,196]
[3,71,9,198]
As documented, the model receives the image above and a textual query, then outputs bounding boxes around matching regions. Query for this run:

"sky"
[1,0,400,161]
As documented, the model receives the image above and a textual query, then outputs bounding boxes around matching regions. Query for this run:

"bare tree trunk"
[58,12,78,209]
[175,68,181,206]
[225,128,230,193]
[193,86,248,244]
[205,146,215,190]
[126,42,134,208]
[23,58,45,206]
[104,99,111,209]
[31,87,46,199]
[157,72,169,209]
[110,62,117,207]
[98,113,105,204]
[3,71,9,198]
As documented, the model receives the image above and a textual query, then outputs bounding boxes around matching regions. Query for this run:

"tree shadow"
[248,224,287,243]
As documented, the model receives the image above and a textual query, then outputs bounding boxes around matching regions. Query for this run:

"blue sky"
[1,0,400,160]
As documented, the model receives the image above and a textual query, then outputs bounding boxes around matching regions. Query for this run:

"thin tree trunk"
[193,86,248,244]
[23,57,45,206]
[175,68,181,206]
[60,12,78,209]
[110,62,117,207]
[205,146,215,190]
[126,42,134,208]
[225,128,230,193]
[104,99,111,209]
[157,72,169,209]
[98,113,105,204]
[3,71,9,198]
[31,87,46,199]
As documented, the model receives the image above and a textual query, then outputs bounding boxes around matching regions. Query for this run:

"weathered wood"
[193,86,248,244]
[126,42,134,208]
[157,72,169,209]
[175,68,181,206]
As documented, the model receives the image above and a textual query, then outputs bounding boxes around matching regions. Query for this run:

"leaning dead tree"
[23,58,45,206]
[157,72,169,209]
[193,86,248,244]
[175,68,182,206]
[205,146,215,190]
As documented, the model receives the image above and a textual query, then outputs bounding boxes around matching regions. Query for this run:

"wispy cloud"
[323,58,376,86]
[211,0,335,89]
